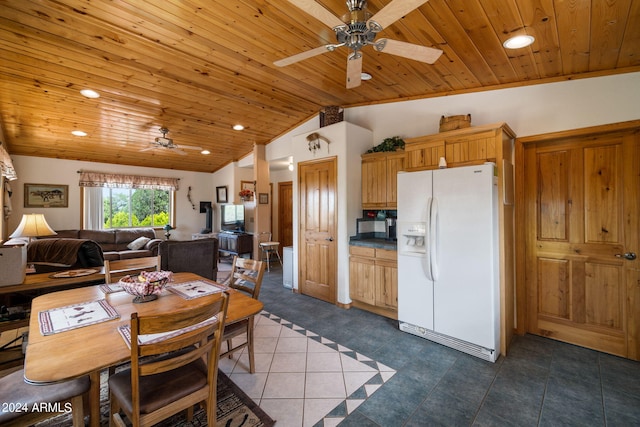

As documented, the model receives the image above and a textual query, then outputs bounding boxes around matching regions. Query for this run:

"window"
[79,171,179,230]
[102,187,173,229]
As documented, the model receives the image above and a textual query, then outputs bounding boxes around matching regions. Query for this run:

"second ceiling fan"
[140,128,203,156]
[274,0,443,88]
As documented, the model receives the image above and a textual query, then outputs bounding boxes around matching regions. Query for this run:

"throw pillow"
[127,236,151,250]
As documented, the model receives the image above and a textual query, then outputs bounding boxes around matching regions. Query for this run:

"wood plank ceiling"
[0,0,638,173]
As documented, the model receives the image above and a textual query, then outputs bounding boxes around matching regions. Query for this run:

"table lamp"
[163,224,173,240]
[9,213,57,243]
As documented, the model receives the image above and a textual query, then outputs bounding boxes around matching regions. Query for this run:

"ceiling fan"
[274,0,443,89]
[140,127,203,156]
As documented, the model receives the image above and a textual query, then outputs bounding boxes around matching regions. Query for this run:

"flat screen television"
[220,204,245,232]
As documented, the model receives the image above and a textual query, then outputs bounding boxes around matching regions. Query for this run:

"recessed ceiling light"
[201,149,210,155]
[361,72,372,80]
[503,35,535,49]
[71,130,87,136]
[233,124,244,131]
[80,89,100,99]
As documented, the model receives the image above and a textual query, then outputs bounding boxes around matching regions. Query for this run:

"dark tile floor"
[256,263,640,426]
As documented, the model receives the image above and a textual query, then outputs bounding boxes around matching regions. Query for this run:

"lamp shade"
[9,214,57,239]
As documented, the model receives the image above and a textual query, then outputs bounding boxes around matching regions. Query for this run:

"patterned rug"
[37,370,275,426]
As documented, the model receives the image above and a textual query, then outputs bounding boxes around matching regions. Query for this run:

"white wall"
[7,156,214,241]
[342,72,640,144]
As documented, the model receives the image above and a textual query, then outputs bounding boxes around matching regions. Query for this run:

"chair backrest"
[257,231,272,245]
[104,255,161,283]
[129,292,229,422]
[227,256,266,299]
[159,239,218,280]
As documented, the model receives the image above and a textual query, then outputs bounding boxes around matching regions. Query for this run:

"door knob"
[615,252,637,260]
[326,237,334,241]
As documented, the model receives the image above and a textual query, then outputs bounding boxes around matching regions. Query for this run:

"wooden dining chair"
[0,368,90,427]
[108,291,229,427]
[104,255,161,283]
[220,256,265,373]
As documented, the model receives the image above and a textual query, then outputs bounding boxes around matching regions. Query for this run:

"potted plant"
[366,136,405,153]
[239,189,253,201]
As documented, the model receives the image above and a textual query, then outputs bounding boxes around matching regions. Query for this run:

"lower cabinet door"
[349,257,376,306]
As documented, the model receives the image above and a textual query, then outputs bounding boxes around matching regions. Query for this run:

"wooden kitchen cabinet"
[404,122,512,171]
[349,252,375,306]
[361,151,405,209]
[349,246,398,319]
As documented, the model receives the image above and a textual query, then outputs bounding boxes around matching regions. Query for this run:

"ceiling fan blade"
[139,146,156,152]
[286,0,344,29]
[170,148,188,156]
[375,38,442,64]
[346,53,363,89]
[274,44,336,67]
[177,145,203,151]
[368,0,430,29]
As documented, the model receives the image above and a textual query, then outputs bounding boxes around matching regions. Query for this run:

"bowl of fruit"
[118,270,173,303]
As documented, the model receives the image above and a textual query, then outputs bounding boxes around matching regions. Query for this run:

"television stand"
[218,232,252,258]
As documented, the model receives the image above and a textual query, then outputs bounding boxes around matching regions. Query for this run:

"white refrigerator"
[397,163,500,362]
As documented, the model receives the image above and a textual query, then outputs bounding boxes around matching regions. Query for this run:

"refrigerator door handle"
[423,197,434,281]
[430,197,439,281]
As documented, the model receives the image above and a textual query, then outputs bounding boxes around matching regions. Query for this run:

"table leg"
[88,370,101,427]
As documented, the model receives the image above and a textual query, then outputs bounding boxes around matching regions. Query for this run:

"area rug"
[37,370,275,427]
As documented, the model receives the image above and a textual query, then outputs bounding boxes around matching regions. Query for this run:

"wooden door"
[523,127,640,359]
[298,157,337,303]
[278,181,293,249]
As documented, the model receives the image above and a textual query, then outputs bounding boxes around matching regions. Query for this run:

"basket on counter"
[439,114,471,132]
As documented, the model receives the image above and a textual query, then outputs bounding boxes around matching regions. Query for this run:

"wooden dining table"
[23,271,264,427]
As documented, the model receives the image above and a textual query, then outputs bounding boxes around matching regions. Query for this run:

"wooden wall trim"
[517,120,640,145]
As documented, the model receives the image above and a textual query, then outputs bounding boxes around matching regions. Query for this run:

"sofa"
[39,228,163,261]
[159,238,219,281]
[23,238,105,273]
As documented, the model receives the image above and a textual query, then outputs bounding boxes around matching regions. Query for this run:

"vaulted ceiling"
[0,0,638,173]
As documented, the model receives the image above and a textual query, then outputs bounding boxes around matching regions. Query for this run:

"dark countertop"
[349,237,397,251]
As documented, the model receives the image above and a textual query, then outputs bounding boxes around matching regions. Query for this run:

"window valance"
[79,171,179,191]
[0,142,17,180]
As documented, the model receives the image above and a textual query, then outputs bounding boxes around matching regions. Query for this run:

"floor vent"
[399,322,497,362]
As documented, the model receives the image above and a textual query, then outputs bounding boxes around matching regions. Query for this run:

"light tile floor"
[219,311,396,427]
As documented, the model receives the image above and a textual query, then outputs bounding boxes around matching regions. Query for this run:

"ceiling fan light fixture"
[71,130,87,137]
[503,35,535,49]
[361,72,372,80]
[80,89,100,99]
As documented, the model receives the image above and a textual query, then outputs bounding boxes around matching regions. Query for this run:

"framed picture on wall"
[24,183,69,208]
[259,193,269,204]
[216,186,228,203]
